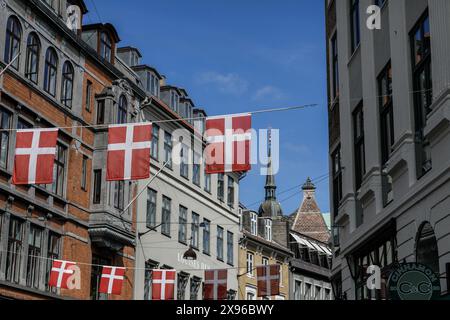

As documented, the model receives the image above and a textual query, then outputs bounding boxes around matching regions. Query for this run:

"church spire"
[264,129,276,200]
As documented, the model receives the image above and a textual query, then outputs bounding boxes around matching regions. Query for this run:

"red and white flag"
[12,128,59,185]
[205,114,251,174]
[99,266,125,295]
[151,269,176,300]
[257,265,280,297]
[107,123,152,181]
[204,269,228,300]
[48,260,76,289]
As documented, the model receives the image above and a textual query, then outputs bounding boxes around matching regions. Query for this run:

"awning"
[290,233,315,250]
[310,241,328,255]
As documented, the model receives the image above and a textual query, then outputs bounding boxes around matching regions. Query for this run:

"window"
[85,80,92,112]
[170,91,179,112]
[151,124,159,160]
[217,174,224,201]
[0,108,12,169]
[61,62,74,107]
[45,232,60,293]
[113,181,125,210]
[146,188,157,228]
[25,33,40,83]
[93,169,102,204]
[350,0,360,53]
[52,144,66,197]
[146,72,152,92]
[246,252,254,276]
[227,177,235,207]
[100,32,112,62]
[161,196,171,236]
[191,212,200,249]
[227,231,234,266]
[204,172,211,193]
[81,156,88,191]
[26,225,43,289]
[250,212,258,236]
[180,144,189,179]
[265,219,272,241]
[324,288,331,300]
[117,95,127,124]
[331,32,339,99]
[5,217,24,283]
[190,277,201,300]
[217,226,224,261]
[304,283,312,300]
[90,255,111,300]
[193,152,201,186]
[178,206,188,244]
[411,12,432,177]
[177,273,188,300]
[246,289,256,300]
[378,63,394,165]
[96,100,105,125]
[315,286,322,300]
[353,103,365,189]
[164,132,173,169]
[203,219,210,255]
[294,280,302,300]
[227,290,237,301]
[262,257,269,266]
[4,16,21,70]
[44,48,58,96]
[332,146,343,217]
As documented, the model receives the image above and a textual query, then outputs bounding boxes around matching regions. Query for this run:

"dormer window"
[100,32,112,62]
[265,219,272,241]
[250,212,258,236]
[146,72,160,97]
[170,91,179,112]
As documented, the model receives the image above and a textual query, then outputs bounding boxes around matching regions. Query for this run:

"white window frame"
[250,212,258,236]
[265,219,272,241]
[246,252,254,277]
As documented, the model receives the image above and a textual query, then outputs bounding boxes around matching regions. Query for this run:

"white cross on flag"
[204,269,228,300]
[151,269,176,300]
[99,266,125,295]
[257,265,280,297]
[107,123,152,181]
[48,260,76,289]
[205,114,251,174]
[12,128,59,185]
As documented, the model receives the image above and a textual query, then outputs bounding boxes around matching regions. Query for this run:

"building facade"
[326,0,450,300]
[0,0,150,300]
[131,55,242,300]
[288,179,333,300]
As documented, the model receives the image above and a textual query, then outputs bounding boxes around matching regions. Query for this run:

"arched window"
[61,61,74,107]
[117,95,127,124]
[25,33,41,83]
[44,48,58,96]
[4,16,22,70]
[416,222,439,274]
[100,32,112,62]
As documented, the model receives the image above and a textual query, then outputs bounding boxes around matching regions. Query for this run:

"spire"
[264,129,276,200]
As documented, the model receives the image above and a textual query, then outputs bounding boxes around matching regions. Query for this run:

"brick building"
[0,0,147,300]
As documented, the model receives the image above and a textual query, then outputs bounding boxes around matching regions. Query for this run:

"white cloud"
[252,85,286,102]
[195,71,249,96]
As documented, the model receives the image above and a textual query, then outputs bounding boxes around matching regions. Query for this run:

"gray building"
[116,47,242,300]
[326,0,450,300]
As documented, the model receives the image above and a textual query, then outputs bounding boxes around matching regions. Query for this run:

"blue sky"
[86,0,329,215]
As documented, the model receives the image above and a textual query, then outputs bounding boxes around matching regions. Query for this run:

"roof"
[242,230,293,257]
[83,23,121,42]
[117,46,142,58]
[131,64,163,79]
[291,179,330,243]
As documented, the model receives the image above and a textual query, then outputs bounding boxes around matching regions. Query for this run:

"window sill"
[203,251,211,257]
[161,233,171,239]
[179,240,188,246]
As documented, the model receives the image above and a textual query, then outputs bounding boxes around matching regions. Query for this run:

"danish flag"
[12,128,59,185]
[205,114,251,174]
[204,269,228,300]
[48,260,76,289]
[151,269,176,300]
[107,123,152,181]
[257,265,280,297]
[99,266,126,295]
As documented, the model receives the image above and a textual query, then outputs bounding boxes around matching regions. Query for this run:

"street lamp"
[183,246,197,261]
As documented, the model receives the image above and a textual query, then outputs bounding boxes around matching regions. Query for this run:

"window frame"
[61,61,74,108]
[353,103,365,189]
[217,226,224,261]
[146,188,157,228]
[161,196,172,237]
[44,48,58,97]
[25,33,40,84]
[4,16,22,70]
[178,205,188,244]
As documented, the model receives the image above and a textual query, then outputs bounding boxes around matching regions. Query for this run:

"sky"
[85,0,329,215]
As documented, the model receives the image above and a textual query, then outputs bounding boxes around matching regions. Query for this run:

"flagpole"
[121,160,171,216]
[0,53,21,78]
